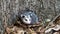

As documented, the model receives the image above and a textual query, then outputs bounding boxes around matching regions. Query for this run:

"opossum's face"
[21,14,31,24]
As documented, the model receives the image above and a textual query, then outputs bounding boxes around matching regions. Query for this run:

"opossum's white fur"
[21,15,31,24]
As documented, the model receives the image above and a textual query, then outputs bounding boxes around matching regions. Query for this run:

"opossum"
[18,9,39,25]
[8,9,39,26]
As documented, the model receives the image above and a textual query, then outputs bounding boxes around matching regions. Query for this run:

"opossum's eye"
[22,16,25,18]
[21,15,25,18]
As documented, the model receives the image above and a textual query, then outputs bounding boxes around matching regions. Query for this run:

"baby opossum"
[8,9,39,26]
[18,10,39,25]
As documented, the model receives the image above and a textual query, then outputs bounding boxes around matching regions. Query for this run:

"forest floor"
[5,15,60,34]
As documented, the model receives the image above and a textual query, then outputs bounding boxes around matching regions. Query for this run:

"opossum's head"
[20,14,31,24]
